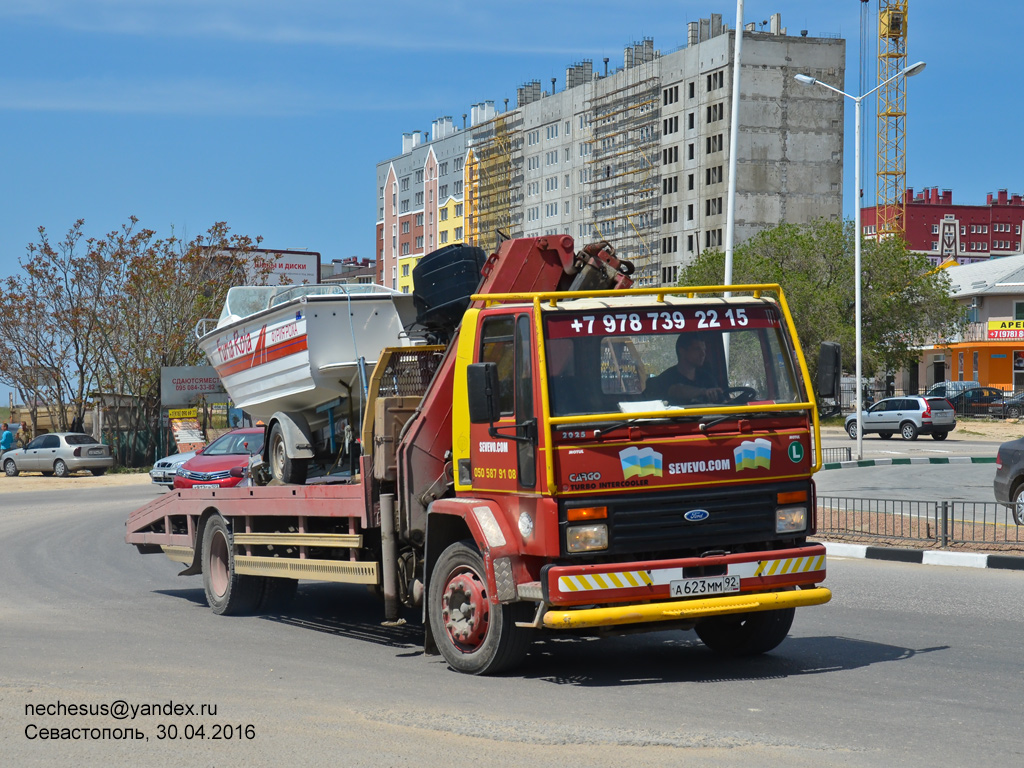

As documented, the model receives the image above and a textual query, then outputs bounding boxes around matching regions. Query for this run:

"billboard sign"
[243,249,320,285]
[160,366,228,407]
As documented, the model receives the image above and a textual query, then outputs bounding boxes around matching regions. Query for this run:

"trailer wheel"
[202,515,263,616]
[695,607,795,656]
[428,540,531,675]
[269,422,308,484]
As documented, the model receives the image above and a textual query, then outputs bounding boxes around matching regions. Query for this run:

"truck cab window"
[479,317,516,415]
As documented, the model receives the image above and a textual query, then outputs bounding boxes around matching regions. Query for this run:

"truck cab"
[424,285,829,673]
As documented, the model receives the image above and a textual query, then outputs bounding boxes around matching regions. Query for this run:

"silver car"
[2,432,114,477]
[845,396,957,441]
[149,450,197,488]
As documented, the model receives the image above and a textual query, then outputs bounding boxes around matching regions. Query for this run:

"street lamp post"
[794,61,925,460]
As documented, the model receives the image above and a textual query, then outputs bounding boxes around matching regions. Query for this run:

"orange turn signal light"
[567,506,608,522]
[777,490,808,505]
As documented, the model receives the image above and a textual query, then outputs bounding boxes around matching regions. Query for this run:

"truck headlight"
[776,505,807,533]
[566,524,608,553]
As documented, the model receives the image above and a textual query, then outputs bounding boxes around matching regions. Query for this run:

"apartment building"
[376,12,844,289]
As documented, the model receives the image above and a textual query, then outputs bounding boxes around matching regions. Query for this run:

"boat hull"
[199,293,414,423]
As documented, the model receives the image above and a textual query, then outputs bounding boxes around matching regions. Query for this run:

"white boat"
[196,284,417,426]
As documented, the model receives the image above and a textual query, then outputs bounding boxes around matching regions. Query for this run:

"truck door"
[470,313,538,493]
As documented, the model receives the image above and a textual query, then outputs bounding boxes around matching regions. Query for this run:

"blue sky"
[0,2,1021,308]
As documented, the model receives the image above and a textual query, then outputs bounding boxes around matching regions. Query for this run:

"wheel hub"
[440,570,489,651]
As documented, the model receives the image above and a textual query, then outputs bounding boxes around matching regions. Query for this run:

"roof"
[942,254,1024,298]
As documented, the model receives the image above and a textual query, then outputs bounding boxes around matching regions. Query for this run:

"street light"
[795,60,926,459]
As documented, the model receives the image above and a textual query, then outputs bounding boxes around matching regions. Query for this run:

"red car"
[173,427,265,489]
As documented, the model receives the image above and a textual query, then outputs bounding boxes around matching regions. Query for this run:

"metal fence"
[821,447,852,464]
[818,496,1023,549]
[832,382,1023,418]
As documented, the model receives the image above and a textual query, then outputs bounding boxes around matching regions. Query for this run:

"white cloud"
[0,76,452,116]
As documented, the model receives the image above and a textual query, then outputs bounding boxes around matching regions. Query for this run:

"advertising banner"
[988,320,1024,340]
[160,366,227,407]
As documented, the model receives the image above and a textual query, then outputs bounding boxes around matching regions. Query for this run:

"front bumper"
[542,586,831,629]
[536,543,828,630]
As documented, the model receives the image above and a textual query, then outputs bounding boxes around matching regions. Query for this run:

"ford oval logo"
[684,509,710,522]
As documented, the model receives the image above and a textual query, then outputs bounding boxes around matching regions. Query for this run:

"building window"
[455,203,463,216]
[402,264,410,277]
[416,236,423,249]
[415,213,423,227]
[440,231,449,244]
[1014,301,1024,321]
[687,143,694,160]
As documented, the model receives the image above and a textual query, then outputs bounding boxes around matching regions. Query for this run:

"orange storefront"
[933,321,1024,392]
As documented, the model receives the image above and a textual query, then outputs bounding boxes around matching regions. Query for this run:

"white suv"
[845,396,957,441]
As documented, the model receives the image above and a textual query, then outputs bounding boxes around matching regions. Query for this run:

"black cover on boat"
[412,244,487,336]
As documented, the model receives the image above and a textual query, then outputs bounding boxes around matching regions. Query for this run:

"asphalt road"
[2,484,1022,767]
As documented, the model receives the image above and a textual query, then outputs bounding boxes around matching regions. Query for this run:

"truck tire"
[269,422,308,485]
[695,606,795,656]
[202,515,263,616]
[428,540,531,675]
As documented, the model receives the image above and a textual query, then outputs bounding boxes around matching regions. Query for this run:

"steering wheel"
[723,386,757,405]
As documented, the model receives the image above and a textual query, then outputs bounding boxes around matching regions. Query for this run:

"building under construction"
[376,12,845,289]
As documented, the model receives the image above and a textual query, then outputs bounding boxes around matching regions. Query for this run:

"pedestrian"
[0,423,14,456]
[16,421,31,448]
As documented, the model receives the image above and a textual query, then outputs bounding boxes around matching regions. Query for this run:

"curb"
[821,456,996,471]
[823,541,1024,571]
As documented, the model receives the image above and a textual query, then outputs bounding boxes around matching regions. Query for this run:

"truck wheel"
[695,607,795,656]
[900,421,919,440]
[428,540,531,675]
[202,515,263,616]
[269,422,308,484]
[258,578,298,613]
[4,459,19,477]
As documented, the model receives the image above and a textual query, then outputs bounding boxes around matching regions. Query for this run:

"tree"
[676,219,964,385]
[0,219,262,465]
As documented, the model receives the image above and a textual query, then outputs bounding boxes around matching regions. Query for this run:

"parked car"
[149,449,198,488]
[993,436,1024,525]
[924,380,979,399]
[987,390,1024,419]
[845,396,957,441]
[945,387,1005,417]
[173,427,265,490]
[2,432,114,477]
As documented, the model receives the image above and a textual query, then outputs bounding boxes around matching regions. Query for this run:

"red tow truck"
[126,236,830,674]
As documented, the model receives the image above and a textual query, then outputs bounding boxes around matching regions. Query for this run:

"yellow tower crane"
[876,0,909,237]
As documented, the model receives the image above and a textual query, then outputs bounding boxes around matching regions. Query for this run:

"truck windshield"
[543,304,803,417]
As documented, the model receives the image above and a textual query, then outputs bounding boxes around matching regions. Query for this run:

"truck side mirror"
[816,341,841,400]
[467,362,501,424]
